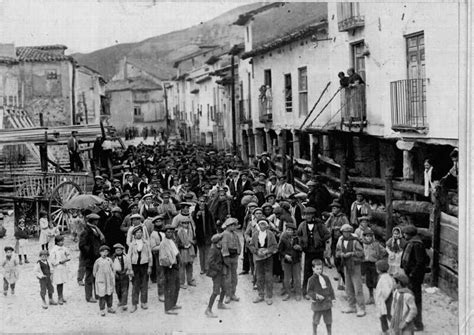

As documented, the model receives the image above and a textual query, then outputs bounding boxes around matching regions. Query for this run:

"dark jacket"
[79,225,104,268]
[308,185,332,216]
[193,207,216,246]
[278,232,302,264]
[249,230,278,261]
[103,215,126,249]
[297,221,331,254]
[14,227,29,240]
[401,235,428,283]
[206,243,224,278]
[307,273,335,311]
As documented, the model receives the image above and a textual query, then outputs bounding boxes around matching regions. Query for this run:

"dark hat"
[402,225,418,236]
[39,250,49,256]
[128,202,139,210]
[113,243,125,250]
[279,201,291,211]
[363,227,374,236]
[86,213,100,220]
[376,259,390,273]
[265,193,276,200]
[4,246,14,252]
[262,202,273,209]
[393,272,410,285]
[304,207,317,214]
[180,202,193,207]
[132,226,143,235]
[285,222,297,230]
[330,201,341,208]
[99,245,110,252]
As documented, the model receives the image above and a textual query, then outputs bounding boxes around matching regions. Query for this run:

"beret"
[222,217,238,229]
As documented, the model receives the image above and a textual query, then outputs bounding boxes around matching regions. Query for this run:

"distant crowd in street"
[2,140,436,334]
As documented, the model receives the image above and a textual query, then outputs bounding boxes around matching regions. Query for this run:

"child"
[2,246,19,296]
[50,235,71,305]
[390,272,418,335]
[176,220,196,289]
[93,245,115,316]
[307,259,335,335]
[112,243,131,311]
[278,222,303,301]
[68,209,83,242]
[14,218,29,264]
[361,227,387,304]
[48,223,60,250]
[38,211,50,251]
[128,226,153,312]
[205,233,227,318]
[354,216,370,242]
[34,250,57,308]
[386,226,407,276]
[375,259,395,335]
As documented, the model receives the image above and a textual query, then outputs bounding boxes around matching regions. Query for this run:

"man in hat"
[278,220,303,301]
[193,196,217,275]
[220,217,241,304]
[111,243,131,311]
[157,192,178,227]
[103,207,126,250]
[258,153,274,175]
[336,223,366,317]
[276,175,295,201]
[158,225,181,315]
[67,130,83,172]
[350,192,372,230]
[121,202,140,235]
[79,213,105,303]
[338,182,356,218]
[123,174,139,198]
[289,192,307,226]
[126,214,149,246]
[325,201,350,286]
[297,207,331,300]
[150,215,166,301]
[119,191,131,215]
[401,225,429,331]
[209,189,233,231]
[266,175,278,195]
[307,177,332,217]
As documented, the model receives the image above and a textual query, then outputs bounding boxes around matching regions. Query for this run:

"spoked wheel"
[49,181,83,232]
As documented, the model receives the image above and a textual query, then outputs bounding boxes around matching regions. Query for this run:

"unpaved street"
[0,215,457,334]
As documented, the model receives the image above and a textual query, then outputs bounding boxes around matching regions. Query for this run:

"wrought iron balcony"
[390,78,428,131]
[341,85,366,128]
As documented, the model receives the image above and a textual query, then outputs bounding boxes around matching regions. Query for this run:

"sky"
[0,0,250,54]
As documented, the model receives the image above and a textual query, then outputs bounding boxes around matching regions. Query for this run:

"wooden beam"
[392,200,432,214]
[385,168,394,240]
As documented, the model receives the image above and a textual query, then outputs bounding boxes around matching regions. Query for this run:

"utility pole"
[231,54,237,155]
[164,82,170,137]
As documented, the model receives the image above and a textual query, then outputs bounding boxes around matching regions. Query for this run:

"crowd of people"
[2,141,432,334]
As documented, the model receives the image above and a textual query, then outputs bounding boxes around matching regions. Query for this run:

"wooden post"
[311,135,319,176]
[340,133,348,187]
[431,183,444,287]
[385,167,394,240]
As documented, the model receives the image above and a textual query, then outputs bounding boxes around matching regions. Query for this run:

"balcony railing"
[239,99,252,125]
[259,96,272,123]
[337,3,364,32]
[341,85,366,125]
[390,78,428,131]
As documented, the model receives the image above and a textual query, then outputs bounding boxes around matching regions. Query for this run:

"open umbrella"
[63,194,104,210]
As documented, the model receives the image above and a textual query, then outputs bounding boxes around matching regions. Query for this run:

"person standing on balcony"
[67,131,83,172]
[338,72,350,88]
[265,85,272,114]
[347,68,365,87]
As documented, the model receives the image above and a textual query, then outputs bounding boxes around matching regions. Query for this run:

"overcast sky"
[0,0,249,54]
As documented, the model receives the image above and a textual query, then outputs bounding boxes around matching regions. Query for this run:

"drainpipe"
[231,54,237,154]
[71,60,76,125]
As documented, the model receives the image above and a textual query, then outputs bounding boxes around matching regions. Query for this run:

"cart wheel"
[49,181,83,232]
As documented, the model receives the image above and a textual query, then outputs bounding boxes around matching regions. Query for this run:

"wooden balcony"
[341,85,366,129]
[259,97,272,123]
[390,78,428,132]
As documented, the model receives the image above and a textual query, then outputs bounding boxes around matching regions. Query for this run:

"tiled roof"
[242,22,327,59]
[16,46,72,62]
[0,56,18,65]
[105,76,162,92]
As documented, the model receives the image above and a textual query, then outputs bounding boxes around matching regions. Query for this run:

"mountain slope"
[72,2,265,80]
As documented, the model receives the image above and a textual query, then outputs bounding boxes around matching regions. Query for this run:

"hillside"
[72,2,265,80]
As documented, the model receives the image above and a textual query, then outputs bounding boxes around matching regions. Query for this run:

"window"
[298,67,308,116]
[46,70,57,80]
[264,69,272,87]
[8,96,13,105]
[284,73,292,112]
[406,32,425,80]
[337,2,360,21]
[133,106,143,121]
[207,104,210,124]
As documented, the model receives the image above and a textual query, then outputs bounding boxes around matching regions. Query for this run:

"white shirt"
[258,231,267,247]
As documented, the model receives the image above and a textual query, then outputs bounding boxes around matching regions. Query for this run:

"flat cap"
[130,213,142,220]
[222,217,238,229]
[111,206,122,213]
[340,223,353,232]
[113,243,125,250]
[247,201,258,208]
[330,201,341,208]
[39,250,49,256]
[265,193,276,200]
[99,245,110,252]
[393,272,410,285]
[94,175,104,180]
[304,207,317,214]
[132,226,143,235]
[402,225,418,236]
[163,224,175,231]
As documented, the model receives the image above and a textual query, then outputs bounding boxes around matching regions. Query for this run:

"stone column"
[264,128,273,155]
[291,129,300,159]
[396,140,416,181]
